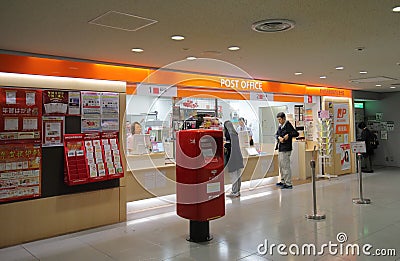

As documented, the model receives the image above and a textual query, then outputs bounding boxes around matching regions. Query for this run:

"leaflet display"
[0,143,41,202]
[64,132,124,185]
[64,134,88,185]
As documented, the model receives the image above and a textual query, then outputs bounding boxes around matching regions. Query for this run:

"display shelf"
[316,118,337,179]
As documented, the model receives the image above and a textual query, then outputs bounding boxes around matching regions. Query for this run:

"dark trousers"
[362,154,373,171]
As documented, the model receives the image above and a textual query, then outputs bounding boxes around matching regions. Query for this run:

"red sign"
[42,90,68,115]
[336,124,349,134]
[0,143,41,202]
[0,88,42,143]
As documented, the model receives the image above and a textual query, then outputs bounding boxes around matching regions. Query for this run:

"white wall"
[219,99,302,143]
[126,95,172,123]
[364,92,400,167]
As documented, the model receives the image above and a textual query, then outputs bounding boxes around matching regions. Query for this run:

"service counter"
[124,140,320,202]
[292,141,319,180]
[125,152,279,202]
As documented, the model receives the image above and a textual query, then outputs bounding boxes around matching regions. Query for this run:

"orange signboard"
[0,53,352,98]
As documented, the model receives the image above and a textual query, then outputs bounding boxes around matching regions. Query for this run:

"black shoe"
[363,170,374,173]
[276,182,285,187]
[281,184,293,189]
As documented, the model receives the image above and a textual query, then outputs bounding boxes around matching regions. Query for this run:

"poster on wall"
[381,130,388,140]
[0,143,41,202]
[68,91,81,115]
[81,91,101,117]
[0,88,42,142]
[333,104,349,134]
[100,92,119,132]
[81,92,119,132]
[387,121,395,131]
[340,144,351,171]
[81,118,101,132]
[42,116,64,147]
[42,90,68,115]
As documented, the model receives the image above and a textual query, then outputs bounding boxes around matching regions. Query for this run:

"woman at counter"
[127,122,144,154]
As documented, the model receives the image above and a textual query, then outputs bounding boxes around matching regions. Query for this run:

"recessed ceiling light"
[294,72,303,75]
[335,66,344,70]
[131,48,143,53]
[359,71,368,74]
[252,19,295,33]
[320,76,327,79]
[376,84,382,87]
[171,35,185,41]
[392,6,400,12]
[228,46,240,51]
[390,86,396,89]
[186,56,197,60]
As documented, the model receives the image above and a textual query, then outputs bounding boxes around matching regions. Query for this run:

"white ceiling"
[0,0,399,92]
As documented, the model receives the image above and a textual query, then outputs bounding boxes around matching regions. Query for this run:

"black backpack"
[368,132,379,149]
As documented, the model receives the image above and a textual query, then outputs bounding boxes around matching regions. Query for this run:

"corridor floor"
[1,167,399,261]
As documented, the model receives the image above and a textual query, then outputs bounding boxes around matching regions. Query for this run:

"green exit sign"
[354,102,364,109]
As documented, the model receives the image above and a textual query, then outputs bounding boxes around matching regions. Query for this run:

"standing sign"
[0,143,41,202]
[0,88,42,142]
[333,104,349,134]
[350,141,366,153]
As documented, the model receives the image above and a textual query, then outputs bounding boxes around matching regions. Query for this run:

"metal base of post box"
[187,220,213,242]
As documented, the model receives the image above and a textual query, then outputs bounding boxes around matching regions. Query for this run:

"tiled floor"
[1,167,399,261]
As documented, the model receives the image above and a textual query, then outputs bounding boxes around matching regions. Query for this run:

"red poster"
[42,90,68,115]
[0,143,41,202]
[0,88,42,143]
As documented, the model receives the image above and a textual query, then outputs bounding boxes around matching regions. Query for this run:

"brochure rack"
[64,132,124,186]
[316,118,337,179]
[64,134,88,185]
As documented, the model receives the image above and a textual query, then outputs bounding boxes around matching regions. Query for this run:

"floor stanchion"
[353,153,371,204]
[306,147,326,220]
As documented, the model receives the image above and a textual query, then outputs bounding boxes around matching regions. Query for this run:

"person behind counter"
[237,117,254,146]
[224,120,244,198]
[127,121,143,154]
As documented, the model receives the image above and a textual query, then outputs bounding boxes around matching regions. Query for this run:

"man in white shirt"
[236,117,254,146]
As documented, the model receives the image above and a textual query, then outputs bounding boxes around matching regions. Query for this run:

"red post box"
[176,129,225,242]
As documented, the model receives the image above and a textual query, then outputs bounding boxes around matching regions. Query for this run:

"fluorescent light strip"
[171,35,185,41]
[228,46,240,51]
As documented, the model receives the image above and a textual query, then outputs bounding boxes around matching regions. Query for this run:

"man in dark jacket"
[358,122,374,173]
[275,112,299,189]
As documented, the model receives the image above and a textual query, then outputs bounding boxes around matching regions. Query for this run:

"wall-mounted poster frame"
[42,116,65,147]
[0,143,41,202]
[0,88,42,143]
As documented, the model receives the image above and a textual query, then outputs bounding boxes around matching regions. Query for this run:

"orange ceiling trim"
[0,53,351,98]
[273,94,304,103]
[0,54,150,83]
[306,86,352,98]
[177,88,249,100]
